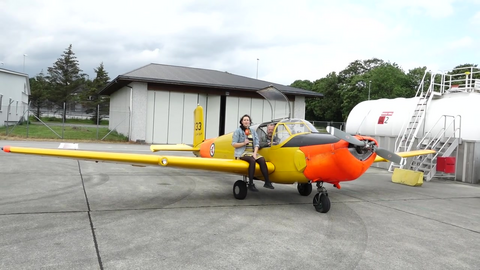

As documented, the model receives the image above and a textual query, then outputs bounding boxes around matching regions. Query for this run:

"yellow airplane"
[1,105,434,213]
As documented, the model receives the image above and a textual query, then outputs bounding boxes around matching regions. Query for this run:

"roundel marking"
[209,143,215,157]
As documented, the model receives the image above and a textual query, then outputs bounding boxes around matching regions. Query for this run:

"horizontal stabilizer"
[150,144,199,152]
[374,149,435,163]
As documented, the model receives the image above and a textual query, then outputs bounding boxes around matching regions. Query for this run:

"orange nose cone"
[2,146,10,152]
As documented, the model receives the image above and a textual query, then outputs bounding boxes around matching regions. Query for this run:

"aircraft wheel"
[233,180,247,200]
[313,193,330,213]
[297,183,312,196]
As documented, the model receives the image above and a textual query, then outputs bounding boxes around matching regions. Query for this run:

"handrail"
[415,69,429,97]
[412,115,460,171]
[416,115,458,149]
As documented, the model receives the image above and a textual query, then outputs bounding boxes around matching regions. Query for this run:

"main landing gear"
[233,179,248,200]
[297,183,312,196]
[233,178,331,214]
[312,182,330,213]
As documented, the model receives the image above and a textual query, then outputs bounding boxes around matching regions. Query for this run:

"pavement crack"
[78,160,104,270]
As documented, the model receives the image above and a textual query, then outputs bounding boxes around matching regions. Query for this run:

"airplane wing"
[150,144,199,152]
[374,149,436,163]
[1,146,274,175]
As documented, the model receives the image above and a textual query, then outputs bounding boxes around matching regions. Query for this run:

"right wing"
[374,149,436,163]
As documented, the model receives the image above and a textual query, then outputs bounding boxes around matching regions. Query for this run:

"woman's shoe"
[248,183,259,192]
[263,182,274,189]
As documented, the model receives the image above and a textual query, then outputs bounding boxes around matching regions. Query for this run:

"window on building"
[16,101,19,115]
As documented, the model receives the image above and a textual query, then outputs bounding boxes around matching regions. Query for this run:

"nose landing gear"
[312,182,330,213]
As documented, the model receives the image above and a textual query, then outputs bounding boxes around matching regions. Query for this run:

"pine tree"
[46,44,84,121]
[29,70,50,119]
[79,63,111,124]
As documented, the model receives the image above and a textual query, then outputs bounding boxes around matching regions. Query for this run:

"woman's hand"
[244,139,249,145]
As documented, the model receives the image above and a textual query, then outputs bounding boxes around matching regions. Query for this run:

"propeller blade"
[326,126,365,147]
[326,126,406,165]
[376,148,406,165]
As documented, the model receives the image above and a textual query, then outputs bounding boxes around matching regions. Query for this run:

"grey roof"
[100,63,323,97]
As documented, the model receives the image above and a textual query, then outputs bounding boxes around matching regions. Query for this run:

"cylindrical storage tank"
[346,92,480,141]
[345,97,421,137]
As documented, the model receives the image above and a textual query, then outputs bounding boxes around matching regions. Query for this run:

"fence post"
[96,104,100,140]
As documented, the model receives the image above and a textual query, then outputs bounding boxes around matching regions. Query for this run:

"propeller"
[326,126,405,165]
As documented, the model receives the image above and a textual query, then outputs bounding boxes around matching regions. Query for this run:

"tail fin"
[193,105,205,147]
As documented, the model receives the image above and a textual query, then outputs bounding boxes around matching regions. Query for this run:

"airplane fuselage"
[196,131,378,186]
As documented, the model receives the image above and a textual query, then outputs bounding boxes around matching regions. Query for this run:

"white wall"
[293,96,305,119]
[130,82,148,142]
[146,91,210,144]
[224,97,290,133]
[109,87,131,136]
[0,70,30,127]
[204,94,219,139]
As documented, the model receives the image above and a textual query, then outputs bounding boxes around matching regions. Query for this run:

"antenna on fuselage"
[257,85,291,120]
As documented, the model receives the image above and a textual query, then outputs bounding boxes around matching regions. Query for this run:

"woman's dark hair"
[239,114,252,131]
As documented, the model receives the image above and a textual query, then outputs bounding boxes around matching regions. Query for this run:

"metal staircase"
[409,115,461,181]
[388,71,435,172]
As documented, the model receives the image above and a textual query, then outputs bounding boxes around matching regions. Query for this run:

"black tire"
[233,180,247,200]
[312,193,331,213]
[297,183,312,196]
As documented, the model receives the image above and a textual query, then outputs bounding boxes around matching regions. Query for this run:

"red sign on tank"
[378,111,393,124]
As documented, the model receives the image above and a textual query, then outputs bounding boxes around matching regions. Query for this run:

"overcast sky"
[1,0,479,85]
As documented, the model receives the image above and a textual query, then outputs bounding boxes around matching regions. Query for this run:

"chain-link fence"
[309,120,345,132]
[0,102,130,142]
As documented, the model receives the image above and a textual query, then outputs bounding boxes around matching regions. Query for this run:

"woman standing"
[232,114,274,191]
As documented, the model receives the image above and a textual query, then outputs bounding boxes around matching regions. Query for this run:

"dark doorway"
[219,95,227,136]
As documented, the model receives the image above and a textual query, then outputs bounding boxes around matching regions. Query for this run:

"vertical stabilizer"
[193,105,205,147]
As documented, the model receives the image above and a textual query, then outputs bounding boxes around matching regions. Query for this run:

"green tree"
[29,71,50,119]
[290,80,317,119]
[78,63,111,124]
[290,80,313,91]
[46,44,85,121]
[406,66,430,95]
[309,72,342,121]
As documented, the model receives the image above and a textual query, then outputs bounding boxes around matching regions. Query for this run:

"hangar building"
[0,68,30,127]
[100,63,323,144]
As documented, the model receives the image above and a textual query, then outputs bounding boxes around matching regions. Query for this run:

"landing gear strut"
[312,182,331,213]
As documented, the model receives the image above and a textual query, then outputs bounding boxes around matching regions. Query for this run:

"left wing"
[1,146,274,175]
[374,149,436,163]
[150,144,199,152]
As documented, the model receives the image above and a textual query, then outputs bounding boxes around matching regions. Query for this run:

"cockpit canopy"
[256,119,319,145]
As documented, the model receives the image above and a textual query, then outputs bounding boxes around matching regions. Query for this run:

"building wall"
[109,87,131,136]
[145,91,207,144]
[109,81,308,144]
[0,70,30,127]
[293,96,305,119]
[130,82,148,142]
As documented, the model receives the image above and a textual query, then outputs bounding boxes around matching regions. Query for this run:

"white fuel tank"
[346,92,480,141]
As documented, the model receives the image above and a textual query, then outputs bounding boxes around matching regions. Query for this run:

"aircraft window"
[278,119,319,133]
[256,127,268,142]
[275,124,291,144]
[303,120,319,133]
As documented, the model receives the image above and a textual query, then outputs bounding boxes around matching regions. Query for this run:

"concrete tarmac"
[1,140,480,270]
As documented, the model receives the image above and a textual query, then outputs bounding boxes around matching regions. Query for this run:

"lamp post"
[368,80,371,100]
[23,54,27,73]
[256,58,259,79]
